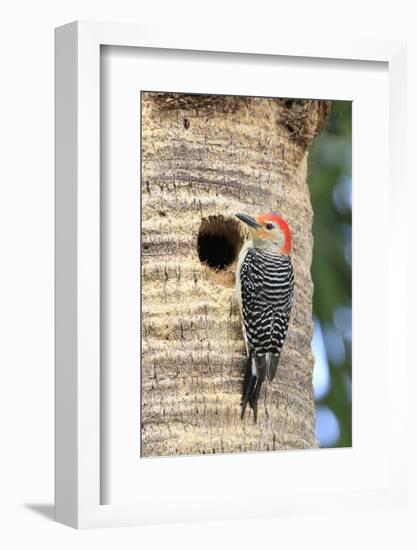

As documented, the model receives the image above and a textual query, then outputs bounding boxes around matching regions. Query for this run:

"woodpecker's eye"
[266,223,274,230]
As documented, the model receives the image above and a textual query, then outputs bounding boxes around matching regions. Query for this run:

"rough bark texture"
[141,93,330,457]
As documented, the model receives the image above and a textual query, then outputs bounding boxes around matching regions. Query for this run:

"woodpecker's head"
[235,212,291,255]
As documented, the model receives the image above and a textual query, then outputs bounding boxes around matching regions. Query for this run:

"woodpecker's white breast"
[236,240,253,355]
[236,240,253,314]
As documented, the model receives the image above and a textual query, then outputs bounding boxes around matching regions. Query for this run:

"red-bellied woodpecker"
[235,212,294,422]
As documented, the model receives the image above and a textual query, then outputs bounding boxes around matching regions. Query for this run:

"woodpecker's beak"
[235,213,261,229]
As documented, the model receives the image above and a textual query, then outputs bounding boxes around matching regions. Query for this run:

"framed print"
[55,21,407,528]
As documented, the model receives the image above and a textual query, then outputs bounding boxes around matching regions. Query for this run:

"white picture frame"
[55,20,407,529]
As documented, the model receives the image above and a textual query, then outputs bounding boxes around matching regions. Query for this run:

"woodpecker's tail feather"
[241,353,267,422]
[267,353,280,382]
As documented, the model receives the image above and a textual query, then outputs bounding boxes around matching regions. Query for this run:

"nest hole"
[198,233,235,270]
[197,216,243,287]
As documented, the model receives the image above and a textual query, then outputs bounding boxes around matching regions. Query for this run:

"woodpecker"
[235,212,294,422]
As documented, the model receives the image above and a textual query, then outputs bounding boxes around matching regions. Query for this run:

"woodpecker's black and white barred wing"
[239,248,294,420]
[240,248,294,359]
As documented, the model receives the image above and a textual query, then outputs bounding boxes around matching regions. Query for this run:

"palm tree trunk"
[141,92,331,457]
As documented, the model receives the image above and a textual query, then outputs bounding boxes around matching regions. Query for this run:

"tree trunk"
[141,92,331,457]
